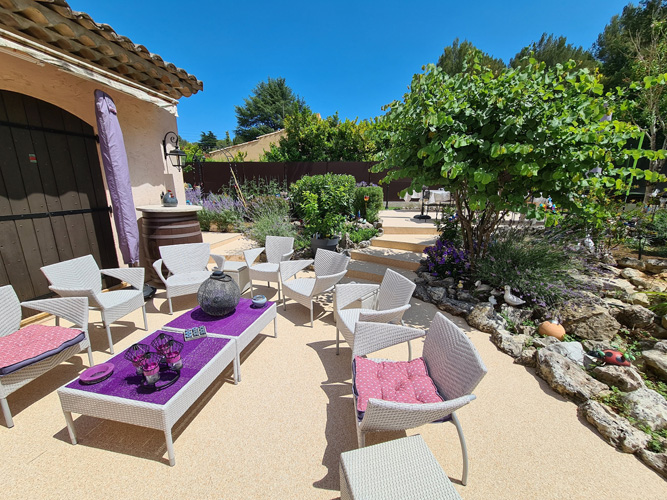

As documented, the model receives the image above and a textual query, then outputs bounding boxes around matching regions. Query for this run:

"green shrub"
[211,209,243,232]
[246,210,297,246]
[197,210,213,231]
[342,223,379,244]
[646,210,667,246]
[247,196,290,222]
[353,185,383,222]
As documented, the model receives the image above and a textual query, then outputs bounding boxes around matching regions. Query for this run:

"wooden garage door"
[0,89,118,302]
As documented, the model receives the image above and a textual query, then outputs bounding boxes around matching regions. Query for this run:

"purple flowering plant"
[424,238,470,281]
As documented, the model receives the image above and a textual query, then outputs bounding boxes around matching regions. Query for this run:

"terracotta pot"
[538,320,566,341]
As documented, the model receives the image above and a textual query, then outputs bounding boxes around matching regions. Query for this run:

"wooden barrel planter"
[137,205,203,283]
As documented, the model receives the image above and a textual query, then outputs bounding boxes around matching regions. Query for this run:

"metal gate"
[0,89,118,302]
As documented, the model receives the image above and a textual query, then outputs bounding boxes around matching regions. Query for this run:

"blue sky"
[70,0,631,143]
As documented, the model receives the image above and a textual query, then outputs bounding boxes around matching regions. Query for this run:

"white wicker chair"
[334,268,417,358]
[0,285,93,428]
[280,249,350,327]
[351,312,487,485]
[244,235,294,300]
[152,242,226,315]
[41,255,147,354]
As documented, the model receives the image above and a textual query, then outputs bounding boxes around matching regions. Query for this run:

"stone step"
[346,260,418,283]
[382,225,439,235]
[372,234,437,253]
[350,246,422,271]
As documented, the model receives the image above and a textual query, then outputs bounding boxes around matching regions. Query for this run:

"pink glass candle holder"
[151,333,175,356]
[163,339,184,371]
[124,343,151,375]
[140,352,162,385]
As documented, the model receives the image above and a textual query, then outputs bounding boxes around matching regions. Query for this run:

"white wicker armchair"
[351,312,487,485]
[152,242,226,315]
[0,285,92,428]
[334,268,416,357]
[41,255,146,354]
[280,249,350,327]
[244,235,294,300]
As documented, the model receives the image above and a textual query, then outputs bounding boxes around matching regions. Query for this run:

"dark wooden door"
[0,89,118,302]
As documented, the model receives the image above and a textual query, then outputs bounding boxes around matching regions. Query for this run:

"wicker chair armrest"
[21,297,89,329]
[312,270,347,296]
[280,259,314,281]
[48,285,98,301]
[358,304,410,324]
[335,283,380,311]
[244,247,265,268]
[352,322,425,359]
[210,254,226,271]
[359,395,476,431]
[101,267,144,289]
[152,259,168,285]
[281,249,294,261]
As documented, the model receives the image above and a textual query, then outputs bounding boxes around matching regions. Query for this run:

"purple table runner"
[66,331,231,405]
[164,298,274,337]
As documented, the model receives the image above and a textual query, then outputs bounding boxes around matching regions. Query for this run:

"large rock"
[642,347,667,381]
[617,257,646,271]
[578,401,649,453]
[621,268,647,281]
[536,350,608,402]
[491,330,527,358]
[620,387,667,431]
[514,347,537,367]
[629,292,651,308]
[533,336,561,349]
[591,365,645,392]
[637,449,667,478]
[466,303,505,334]
[499,303,532,326]
[644,258,667,274]
[598,277,637,295]
[413,284,431,302]
[427,286,447,303]
[436,297,474,317]
[544,341,587,366]
[559,304,621,341]
[615,304,656,329]
[630,276,667,292]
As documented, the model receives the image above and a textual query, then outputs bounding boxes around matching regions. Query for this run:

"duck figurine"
[503,285,525,307]
[488,295,497,306]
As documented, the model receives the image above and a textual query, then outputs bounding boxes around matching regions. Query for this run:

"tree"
[510,33,598,70]
[215,131,233,149]
[372,53,662,266]
[261,110,379,162]
[594,0,667,202]
[437,38,506,76]
[234,77,309,142]
[198,131,218,152]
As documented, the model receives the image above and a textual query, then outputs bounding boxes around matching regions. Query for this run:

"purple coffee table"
[164,298,277,383]
[57,331,236,466]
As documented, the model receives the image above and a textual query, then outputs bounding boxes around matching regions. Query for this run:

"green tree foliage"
[215,131,233,149]
[594,0,667,202]
[437,38,506,76]
[261,110,379,162]
[198,131,218,152]
[510,33,598,70]
[234,77,309,143]
[372,53,663,265]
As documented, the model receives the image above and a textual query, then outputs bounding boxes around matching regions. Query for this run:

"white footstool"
[339,435,462,500]
[223,261,251,294]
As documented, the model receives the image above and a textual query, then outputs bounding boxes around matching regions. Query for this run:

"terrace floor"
[2,210,666,499]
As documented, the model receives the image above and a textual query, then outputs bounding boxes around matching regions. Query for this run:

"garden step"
[350,247,422,271]
[346,260,418,283]
[382,225,439,235]
[372,234,437,253]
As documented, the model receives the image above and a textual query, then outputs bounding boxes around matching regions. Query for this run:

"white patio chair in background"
[280,249,350,327]
[0,285,92,428]
[243,235,294,300]
[351,312,487,485]
[152,242,226,315]
[334,268,417,358]
[41,255,146,354]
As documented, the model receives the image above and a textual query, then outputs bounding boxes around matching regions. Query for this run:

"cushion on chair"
[0,324,85,376]
[353,356,444,417]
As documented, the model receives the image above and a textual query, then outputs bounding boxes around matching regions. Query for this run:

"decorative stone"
[601,254,617,266]
[466,303,506,334]
[651,324,667,340]
[615,304,656,329]
[559,304,621,341]
[630,292,651,308]
[515,324,535,336]
[491,330,528,358]
[536,349,608,403]
[591,365,645,392]
[538,320,566,340]
[436,297,474,317]
[197,271,241,317]
[662,315,667,330]
[533,336,560,349]
[637,449,667,478]
[645,258,667,274]
[358,240,371,249]
[578,401,650,453]
[514,347,537,367]
[617,257,646,271]
[599,277,637,296]
[621,268,647,281]
[544,341,587,367]
[413,284,430,302]
[582,339,614,353]
[620,387,667,431]
[642,348,667,381]
[427,286,447,303]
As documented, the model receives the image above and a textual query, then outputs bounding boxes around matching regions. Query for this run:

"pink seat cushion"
[353,356,444,413]
[0,324,85,376]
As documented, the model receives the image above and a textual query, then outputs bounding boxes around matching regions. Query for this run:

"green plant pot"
[311,236,340,254]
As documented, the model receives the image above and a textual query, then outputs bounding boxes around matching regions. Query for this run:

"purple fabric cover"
[94,89,139,265]
[165,298,274,337]
[66,330,231,405]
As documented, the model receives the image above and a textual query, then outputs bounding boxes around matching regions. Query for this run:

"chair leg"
[0,398,14,428]
[104,323,114,355]
[86,345,94,367]
[452,412,469,486]
[55,316,59,327]
[357,426,366,448]
[407,339,412,361]
[142,305,148,330]
[310,300,313,328]
[277,280,281,301]
[283,294,286,311]
[336,328,340,355]
[168,297,173,315]
[250,281,254,297]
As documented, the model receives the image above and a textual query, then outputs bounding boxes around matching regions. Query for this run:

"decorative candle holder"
[140,352,163,385]
[151,333,175,356]
[124,343,151,375]
[163,339,184,371]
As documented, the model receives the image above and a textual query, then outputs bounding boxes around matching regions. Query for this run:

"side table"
[339,435,462,500]
[223,261,251,294]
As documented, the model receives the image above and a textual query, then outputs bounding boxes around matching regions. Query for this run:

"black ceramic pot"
[197,271,241,317]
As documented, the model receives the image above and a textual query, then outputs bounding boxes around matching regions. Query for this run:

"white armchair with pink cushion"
[0,285,92,428]
[351,313,487,485]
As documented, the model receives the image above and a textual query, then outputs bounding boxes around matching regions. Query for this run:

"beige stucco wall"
[0,51,188,266]
[209,129,286,161]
